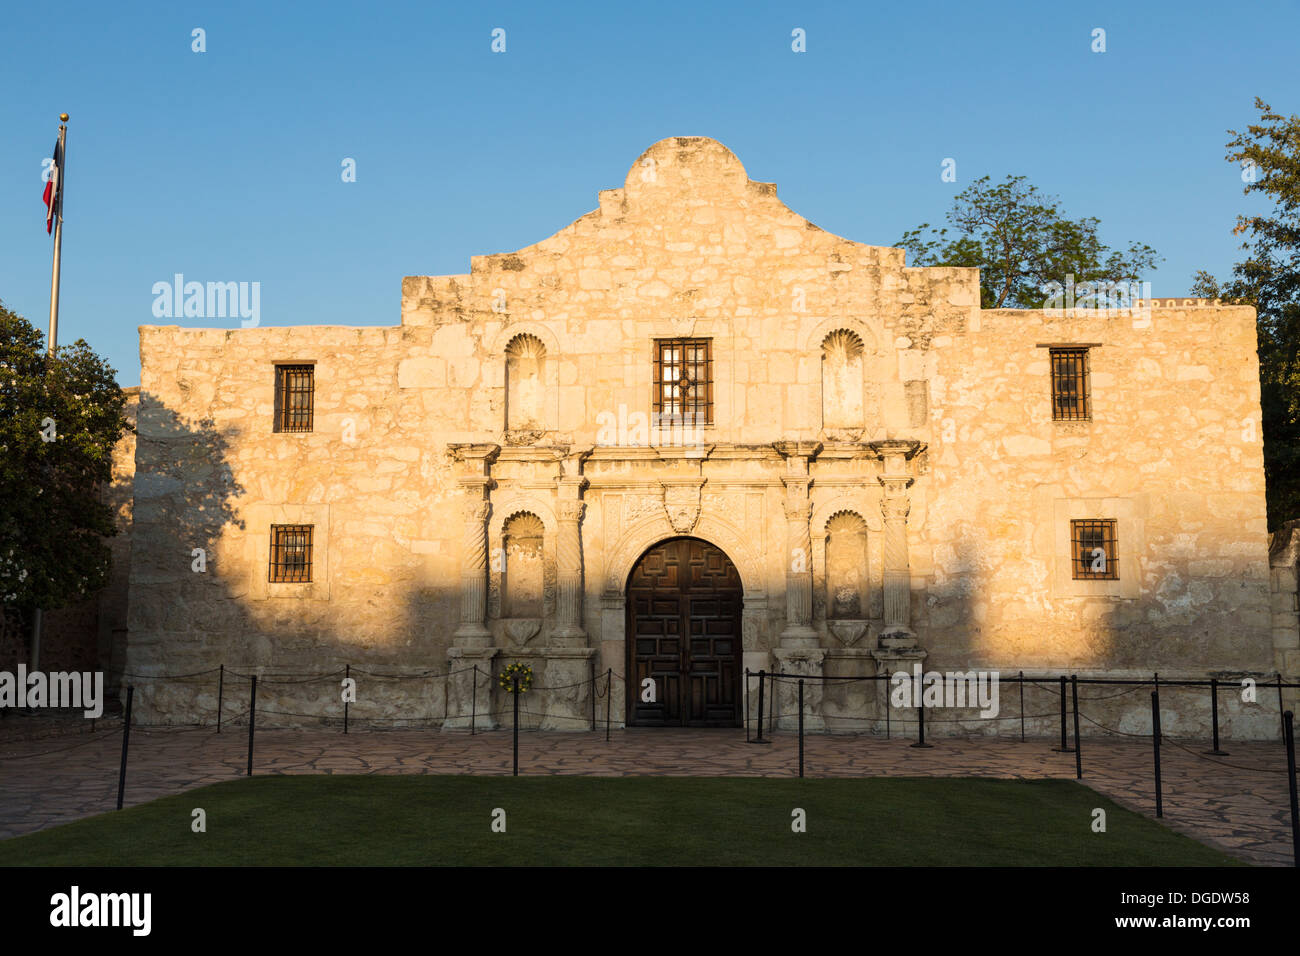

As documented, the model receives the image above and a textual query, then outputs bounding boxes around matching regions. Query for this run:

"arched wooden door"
[626,537,743,727]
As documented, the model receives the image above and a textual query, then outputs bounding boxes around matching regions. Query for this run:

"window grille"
[1071,519,1117,580]
[275,364,315,433]
[269,524,313,583]
[653,338,712,425]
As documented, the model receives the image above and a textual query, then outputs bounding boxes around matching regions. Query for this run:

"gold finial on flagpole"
[60,113,69,121]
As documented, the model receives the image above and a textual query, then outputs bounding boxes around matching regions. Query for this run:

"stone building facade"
[125,137,1295,736]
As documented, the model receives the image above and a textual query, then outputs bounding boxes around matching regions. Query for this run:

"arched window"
[503,513,545,618]
[505,334,546,441]
[825,511,868,619]
[821,330,864,438]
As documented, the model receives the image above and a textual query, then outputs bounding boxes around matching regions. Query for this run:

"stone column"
[445,444,500,730]
[537,449,593,729]
[774,441,821,648]
[551,451,590,645]
[454,494,493,646]
[773,442,825,730]
[865,440,920,647]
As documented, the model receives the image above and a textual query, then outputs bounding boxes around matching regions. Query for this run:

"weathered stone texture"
[124,137,1278,735]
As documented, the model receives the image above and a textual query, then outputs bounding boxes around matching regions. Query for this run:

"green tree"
[1191,98,1300,530]
[0,301,130,613]
[897,174,1161,309]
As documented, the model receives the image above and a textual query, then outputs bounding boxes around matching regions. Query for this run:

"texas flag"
[42,138,62,234]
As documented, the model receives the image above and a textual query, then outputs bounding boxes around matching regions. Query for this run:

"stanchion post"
[116,685,134,810]
[1151,689,1163,818]
[605,668,612,742]
[471,665,477,736]
[1018,671,1025,743]
[216,664,224,734]
[1206,678,1228,756]
[745,668,751,743]
[1279,675,1286,741]
[344,663,350,734]
[247,674,257,777]
[884,673,890,739]
[753,668,767,744]
[1052,674,1074,752]
[911,683,933,749]
[1284,711,1299,867]
[1071,674,1082,779]
[512,674,519,776]
[798,679,805,779]
[591,667,597,732]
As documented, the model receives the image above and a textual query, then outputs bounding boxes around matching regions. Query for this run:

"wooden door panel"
[627,537,742,727]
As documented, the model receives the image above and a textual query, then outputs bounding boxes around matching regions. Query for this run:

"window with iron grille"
[274,364,315,433]
[653,338,712,425]
[269,525,313,583]
[1050,348,1090,421]
[1071,519,1117,580]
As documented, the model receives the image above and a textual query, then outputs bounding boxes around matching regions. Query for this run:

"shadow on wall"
[124,392,465,727]
[917,521,1279,738]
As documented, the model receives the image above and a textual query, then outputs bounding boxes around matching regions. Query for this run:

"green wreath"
[498,662,534,693]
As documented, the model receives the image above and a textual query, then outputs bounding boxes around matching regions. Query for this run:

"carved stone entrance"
[626,537,743,727]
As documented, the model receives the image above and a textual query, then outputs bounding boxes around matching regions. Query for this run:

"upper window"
[653,338,712,425]
[1071,519,1117,580]
[1050,348,1090,421]
[269,524,313,583]
[275,364,314,433]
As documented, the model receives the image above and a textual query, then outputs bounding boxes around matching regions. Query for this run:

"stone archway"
[625,536,744,727]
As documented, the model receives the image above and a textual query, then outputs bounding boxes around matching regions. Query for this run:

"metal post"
[1206,678,1227,755]
[116,685,133,810]
[884,673,890,739]
[512,675,519,776]
[1285,712,1299,867]
[1051,675,1074,752]
[470,665,477,735]
[1279,675,1287,741]
[605,668,612,742]
[216,664,224,734]
[798,679,805,778]
[744,668,751,743]
[768,671,776,738]
[247,675,257,777]
[1018,671,1025,743]
[1071,674,1082,779]
[343,663,350,734]
[753,668,768,744]
[911,681,932,749]
[1151,690,1163,818]
[591,667,597,732]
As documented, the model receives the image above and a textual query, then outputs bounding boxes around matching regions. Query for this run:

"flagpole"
[47,113,68,357]
[32,112,68,673]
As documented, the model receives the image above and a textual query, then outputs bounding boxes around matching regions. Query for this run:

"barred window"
[653,338,712,425]
[269,525,313,583]
[275,364,315,433]
[1071,519,1117,580]
[1050,348,1090,421]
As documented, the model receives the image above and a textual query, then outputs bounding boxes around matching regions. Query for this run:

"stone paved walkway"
[1,724,1294,866]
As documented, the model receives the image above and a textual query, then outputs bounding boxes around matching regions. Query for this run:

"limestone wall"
[124,136,1277,735]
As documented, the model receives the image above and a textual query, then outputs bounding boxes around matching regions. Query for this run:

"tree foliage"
[1191,98,1300,530]
[0,301,131,610]
[897,174,1161,309]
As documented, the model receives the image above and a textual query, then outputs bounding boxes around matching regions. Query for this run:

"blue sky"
[2,0,1297,386]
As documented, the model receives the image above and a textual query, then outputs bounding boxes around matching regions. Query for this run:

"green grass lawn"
[0,775,1243,866]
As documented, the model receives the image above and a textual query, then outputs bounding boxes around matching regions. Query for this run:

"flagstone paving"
[1,721,1294,866]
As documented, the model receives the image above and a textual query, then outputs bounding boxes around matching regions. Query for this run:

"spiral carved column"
[553,497,586,643]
